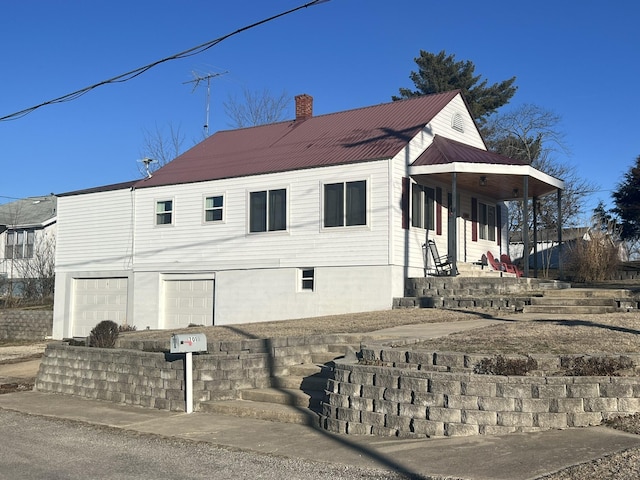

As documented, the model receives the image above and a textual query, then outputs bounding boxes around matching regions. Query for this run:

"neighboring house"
[52,91,564,338]
[511,227,628,270]
[0,195,57,296]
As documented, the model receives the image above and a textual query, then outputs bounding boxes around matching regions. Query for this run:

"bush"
[564,232,620,282]
[89,320,119,348]
[474,355,538,376]
[561,355,634,376]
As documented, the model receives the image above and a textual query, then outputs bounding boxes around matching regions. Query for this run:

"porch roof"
[409,135,564,200]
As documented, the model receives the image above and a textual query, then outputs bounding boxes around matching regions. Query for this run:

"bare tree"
[223,88,291,128]
[14,234,55,303]
[138,123,185,176]
[484,104,598,234]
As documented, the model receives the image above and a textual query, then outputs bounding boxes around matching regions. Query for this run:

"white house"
[52,91,564,338]
[0,194,57,297]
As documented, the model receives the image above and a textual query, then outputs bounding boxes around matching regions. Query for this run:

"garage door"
[72,278,128,337]
[163,279,214,329]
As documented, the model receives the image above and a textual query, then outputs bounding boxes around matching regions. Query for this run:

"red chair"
[500,254,523,277]
[486,251,506,272]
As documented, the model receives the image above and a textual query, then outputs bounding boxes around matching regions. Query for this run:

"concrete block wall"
[35,333,362,411]
[320,346,640,437]
[0,309,52,340]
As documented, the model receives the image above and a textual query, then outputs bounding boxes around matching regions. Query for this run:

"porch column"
[522,176,529,278]
[533,196,539,277]
[557,189,563,278]
[449,172,458,275]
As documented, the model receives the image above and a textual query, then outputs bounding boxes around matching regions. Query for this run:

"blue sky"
[1,0,638,217]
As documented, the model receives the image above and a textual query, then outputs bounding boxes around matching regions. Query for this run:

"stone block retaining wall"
[0,309,52,340]
[35,334,361,411]
[319,346,640,437]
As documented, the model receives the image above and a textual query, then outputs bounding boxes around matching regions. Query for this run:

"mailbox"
[170,333,207,353]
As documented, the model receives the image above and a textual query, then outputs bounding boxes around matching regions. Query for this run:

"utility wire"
[0,0,329,122]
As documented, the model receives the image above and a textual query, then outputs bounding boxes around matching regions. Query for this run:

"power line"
[0,0,330,122]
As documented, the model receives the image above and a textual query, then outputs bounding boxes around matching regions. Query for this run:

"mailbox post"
[170,333,207,413]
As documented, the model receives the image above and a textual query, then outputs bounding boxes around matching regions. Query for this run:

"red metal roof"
[136,91,462,188]
[412,135,530,167]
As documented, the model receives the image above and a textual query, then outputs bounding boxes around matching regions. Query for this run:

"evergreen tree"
[612,155,640,241]
[393,50,517,122]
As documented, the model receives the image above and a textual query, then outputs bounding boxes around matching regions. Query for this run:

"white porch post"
[522,176,530,278]
[449,172,458,275]
[557,189,563,278]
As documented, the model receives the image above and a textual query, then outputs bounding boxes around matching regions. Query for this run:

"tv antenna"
[183,70,228,136]
[138,157,157,178]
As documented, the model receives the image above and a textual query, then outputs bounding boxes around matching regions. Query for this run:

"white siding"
[132,161,392,273]
[55,188,134,272]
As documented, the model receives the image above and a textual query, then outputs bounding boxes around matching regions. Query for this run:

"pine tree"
[393,50,517,123]
[612,155,640,241]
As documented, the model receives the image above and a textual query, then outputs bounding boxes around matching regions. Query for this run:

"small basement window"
[300,268,315,291]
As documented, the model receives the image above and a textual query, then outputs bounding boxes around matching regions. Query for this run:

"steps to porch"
[523,288,636,314]
[199,347,351,426]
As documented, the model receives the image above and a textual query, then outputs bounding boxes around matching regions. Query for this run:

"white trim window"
[5,229,35,259]
[323,180,367,228]
[156,200,173,226]
[300,268,314,291]
[479,202,496,241]
[249,188,287,233]
[411,183,435,230]
[204,195,224,223]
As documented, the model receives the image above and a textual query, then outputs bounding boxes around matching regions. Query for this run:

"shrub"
[474,355,538,376]
[89,320,119,348]
[561,355,634,376]
[564,231,620,282]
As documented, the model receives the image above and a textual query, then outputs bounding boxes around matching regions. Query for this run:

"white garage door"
[72,278,128,337]
[163,279,214,329]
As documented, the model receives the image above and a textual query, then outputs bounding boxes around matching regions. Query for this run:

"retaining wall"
[320,346,640,437]
[0,309,52,340]
[35,334,360,411]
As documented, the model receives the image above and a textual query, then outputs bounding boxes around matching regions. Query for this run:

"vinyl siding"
[55,188,133,272]
[131,160,392,272]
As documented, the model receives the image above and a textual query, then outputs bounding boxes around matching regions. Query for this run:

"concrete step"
[542,288,632,298]
[523,305,618,314]
[200,399,321,426]
[270,375,328,390]
[529,297,616,307]
[240,387,325,408]
[311,351,343,364]
[287,363,333,377]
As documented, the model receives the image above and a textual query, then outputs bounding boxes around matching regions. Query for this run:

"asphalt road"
[0,410,417,480]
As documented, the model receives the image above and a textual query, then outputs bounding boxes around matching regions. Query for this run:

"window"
[411,184,435,230]
[4,229,34,259]
[156,200,173,225]
[204,195,224,222]
[479,202,496,241]
[300,268,314,291]
[323,180,366,227]
[249,189,286,232]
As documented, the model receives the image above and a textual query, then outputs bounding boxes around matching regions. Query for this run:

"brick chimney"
[295,94,313,121]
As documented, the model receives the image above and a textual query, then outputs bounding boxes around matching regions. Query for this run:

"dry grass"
[121,308,485,342]
[413,313,640,354]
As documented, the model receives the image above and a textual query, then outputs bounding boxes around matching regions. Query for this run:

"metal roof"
[412,135,529,167]
[136,91,462,189]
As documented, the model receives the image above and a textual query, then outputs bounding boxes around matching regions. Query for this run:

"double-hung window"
[156,200,173,225]
[204,195,224,223]
[411,184,435,230]
[323,180,366,228]
[4,229,34,259]
[479,202,496,241]
[249,189,287,233]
